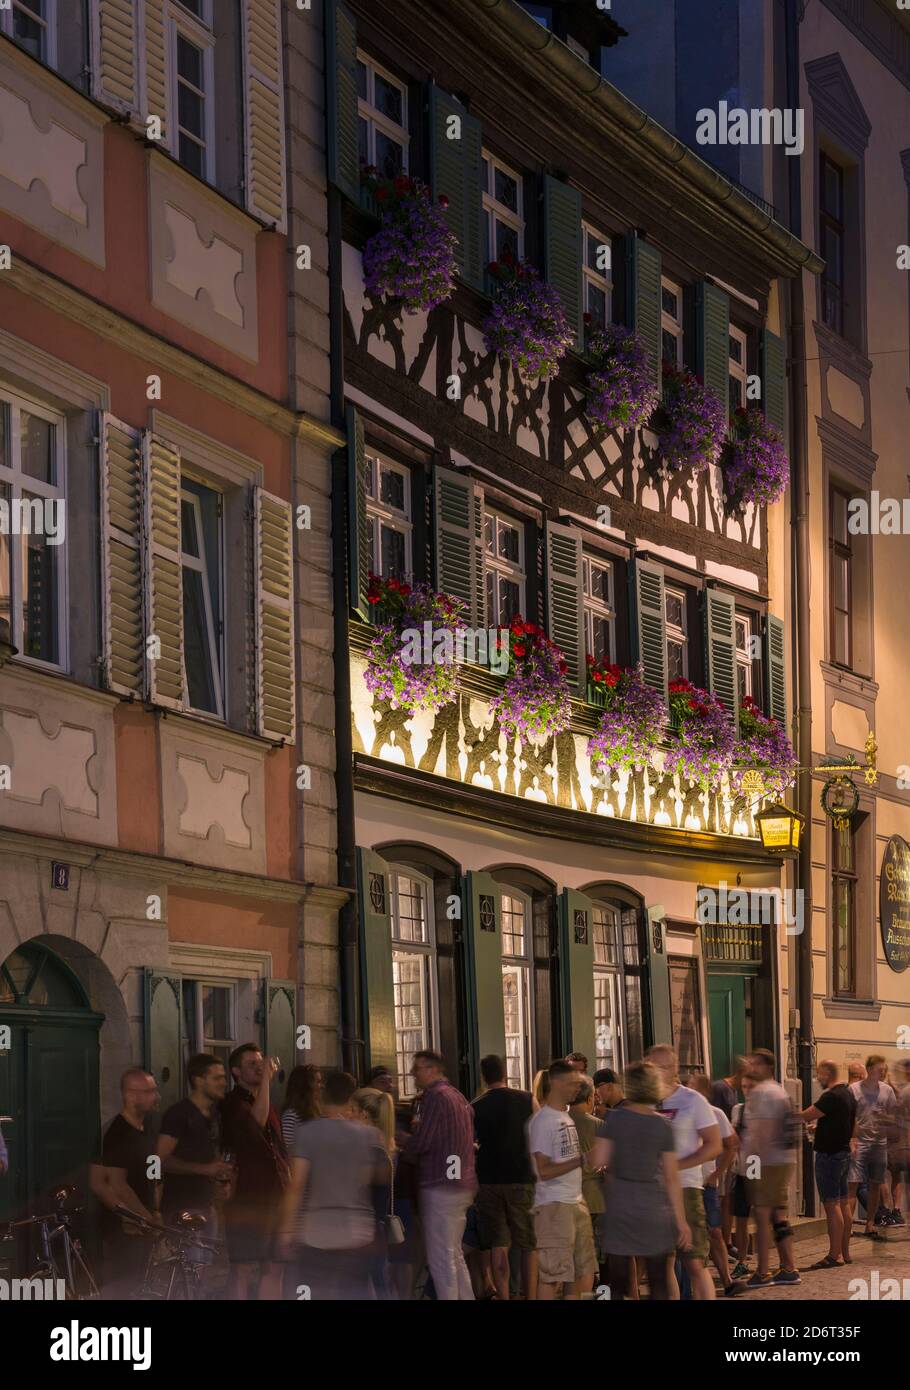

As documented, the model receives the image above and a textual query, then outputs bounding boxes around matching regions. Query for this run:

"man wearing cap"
[593,1069,623,1120]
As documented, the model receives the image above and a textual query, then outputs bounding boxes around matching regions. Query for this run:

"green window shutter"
[559,889,596,1071]
[631,557,668,702]
[99,412,144,698]
[545,521,584,696]
[429,86,485,291]
[624,234,662,395]
[142,432,185,710]
[464,872,506,1097]
[356,848,397,1079]
[346,405,370,619]
[761,329,786,434]
[543,175,583,352]
[644,907,673,1046]
[143,970,183,1114]
[695,281,730,424]
[705,587,738,722]
[263,979,297,1111]
[326,0,360,203]
[765,613,787,724]
[434,465,485,627]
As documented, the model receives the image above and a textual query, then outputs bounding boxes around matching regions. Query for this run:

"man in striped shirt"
[403,1050,477,1300]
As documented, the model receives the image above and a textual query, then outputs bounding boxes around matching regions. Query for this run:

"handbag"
[383,1153,406,1245]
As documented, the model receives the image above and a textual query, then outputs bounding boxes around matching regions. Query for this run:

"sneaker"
[891,1209,906,1226]
[746,1272,773,1287]
[724,1280,749,1296]
[772,1269,802,1286]
[731,1261,751,1280]
[874,1208,890,1226]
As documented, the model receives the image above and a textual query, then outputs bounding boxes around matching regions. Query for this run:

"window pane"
[831,491,848,545]
[499,578,520,625]
[586,234,608,274]
[737,664,748,702]
[375,131,404,179]
[728,334,743,365]
[380,524,406,578]
[494,167,519,212]
[665,592,684,628]
[20,412,55,485]
[393,951,427,1098]
[179,134,205,177]
[822,160,842,218]
[501,895,526,956]
[498,522,520,563]
[588,562,610,604]
[495,219,520,262]
[667,640,685,682]
[502,965,529,1089]
[379,466,405,512]
[592,616,612,665]
[178,84,205,139]
[661,286,678,318]
[374,72,404,125]
[182,567,218,711]
[592,907,618,966]
[358,115,369,166]
[484,514,495,553]
[729,375,743,414]
[662,328,679,364]
[833,555,849,611]
[202,985,231,1041]
[833,611,850,666]
[594,973,617,1071]
[177,34,203,86]
[586,284,606,330]
[393,874,427,944]
[0,481,12,646]
[12,8,43,60]
[181,499,200,558]
[21,502,57,663]
[356,60,368,101]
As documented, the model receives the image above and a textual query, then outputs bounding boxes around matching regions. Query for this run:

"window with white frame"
[729,326,748,415]
[357,53,409,179]
[661,278,684,368]
[665,586,688,682]
[365,451,412,580]
[735,609,755,704]
[592,904,622,1073]
[583,225,612,332]
[169,1,215,180]
[483,153,524,265]
[182,979,237,1074]
[180,477,224,718]
[501,891,533,1090]
[1,0,56,66]
[0,389,66,669]
[390,870,437,1098]
[484,509,525,626]
[582,553,615,665]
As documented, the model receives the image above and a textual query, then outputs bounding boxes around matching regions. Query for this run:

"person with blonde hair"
[353,1086,403,1299]
[531,1068,551,1113]
[353,1087,396,1153]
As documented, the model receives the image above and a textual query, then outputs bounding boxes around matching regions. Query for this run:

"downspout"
[785,0,815,1215]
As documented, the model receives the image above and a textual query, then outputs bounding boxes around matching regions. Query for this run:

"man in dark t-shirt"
[89,1068,161,1297]
[221,1044,289,1300]
[157,1054,232,1225]
[796,1060,857,1268]
[472,1054,536,1301]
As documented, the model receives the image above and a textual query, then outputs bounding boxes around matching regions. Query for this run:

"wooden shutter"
[624,234,662,394]
[761,329,787,434]
[545,521,584,696]
[92,0,139,115]
[559,889,596,1072]
[263,979,296,1110]
[765,613,787,724]
[142,431,185,710]
[356,848,396,1078]
[254,487,296,742]
[99,412,144,697]
[434,465,484,628]
[326,0,359,203]
[144,0,169,148]
[143,970,183,1114]
[705,586,738,722]
[242,0,287,231]
[346,405,370,620]
[695,281,730,424]
[429,85,484,291]
[631,557,667,701]
[544,175,583,351]
[644,907,673,1046]
[464,872,506,1098]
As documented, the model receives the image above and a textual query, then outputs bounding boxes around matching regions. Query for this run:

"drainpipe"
[785,0,815,1215]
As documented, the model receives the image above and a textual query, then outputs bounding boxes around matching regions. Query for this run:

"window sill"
[819,661,878,697]
[820,996,881,1021]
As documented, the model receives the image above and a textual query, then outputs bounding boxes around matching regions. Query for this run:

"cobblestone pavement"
[732,1222,910,1301]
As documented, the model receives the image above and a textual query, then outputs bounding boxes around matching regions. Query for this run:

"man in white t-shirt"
[646,1045,720,1300]
[527,1060,598,1300]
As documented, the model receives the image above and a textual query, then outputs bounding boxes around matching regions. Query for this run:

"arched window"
[500,888,533,1089]
[0,943,86,1010]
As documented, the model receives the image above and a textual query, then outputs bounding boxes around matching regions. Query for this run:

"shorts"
[680,1188,709,1263]
[815,1149,850,1203]
[747,1162,792,1211]
[533,1201,598,1284]
[731,1174,751,1219]
[848,1145,887,1186]
[702,1183,722,1230]
[475,1183,536,1251]
[223,1203,280,1264]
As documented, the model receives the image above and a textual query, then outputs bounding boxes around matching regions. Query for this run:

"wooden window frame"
[2,0,57,68]
[582,550,615,665]
[583,223,612,331]
[365,449,413,580]
[500,887,534,1092]
[167,0,216,183]
[829,483,854,670]
[357,51,409,177]
[389,867,439,1098]
[661,277,684,369]
[484,505,526,627]
[831,820,857,998]
[820,152,846,338]
[482,151,525,265]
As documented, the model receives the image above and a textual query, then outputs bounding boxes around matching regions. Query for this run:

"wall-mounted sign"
[51,862,70,891]
[880,835,910,973]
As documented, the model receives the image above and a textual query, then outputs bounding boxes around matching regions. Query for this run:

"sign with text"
[880,835,910,973]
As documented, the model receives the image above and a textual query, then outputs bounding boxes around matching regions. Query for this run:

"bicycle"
[7,1185,101,1300]
[117,1206,222,1301]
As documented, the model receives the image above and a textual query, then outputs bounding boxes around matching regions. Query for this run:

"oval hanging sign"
[880,835,910,973]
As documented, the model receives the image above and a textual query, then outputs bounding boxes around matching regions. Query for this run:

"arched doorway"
[0,941,102,1227]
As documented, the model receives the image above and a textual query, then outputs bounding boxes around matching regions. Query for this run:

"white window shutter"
[144,0,170,149]
[99,412,144,696]
[242,0,287,231]
[254,486,295,743]
[91,0,139,116]
[142,431,185,710]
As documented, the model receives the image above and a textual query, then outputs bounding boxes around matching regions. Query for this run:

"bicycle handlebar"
[114,1205,221,1252]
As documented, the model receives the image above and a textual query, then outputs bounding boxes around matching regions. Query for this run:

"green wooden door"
[707,974,747,1080]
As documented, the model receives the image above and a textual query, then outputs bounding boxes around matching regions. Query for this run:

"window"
[665,586,688,682]
[820,154,845,336]
[735,610,755,704]
[669,957,704,1073]
[2,0,55,66]
[583,225,612,332]
[661,279,683,368]
[483,153,524,265]
[365,451,412,580]
[583,553,615,665]
[829,485,853,668]
[593,904,622,1073]
[501,891,533,1089]
[169,2,215,180]
[390,870,437,1098]
[484,509,525,626]
[180,478,223,717]
[0,390,66,668]
[832,820,856,996]
[728,326,748,414]
[357,54,409,180]
[182,980,236,1074]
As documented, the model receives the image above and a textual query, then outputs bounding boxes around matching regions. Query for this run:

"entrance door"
[707,974,748,1080]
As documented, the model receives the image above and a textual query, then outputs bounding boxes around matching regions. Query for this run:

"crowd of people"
[77,1041,910,1299]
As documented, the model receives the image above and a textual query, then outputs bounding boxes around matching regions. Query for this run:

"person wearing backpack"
[741,1049,800,1287]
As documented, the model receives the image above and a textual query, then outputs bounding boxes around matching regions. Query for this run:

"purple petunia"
[490,619,572,743]
[657,365,728,474]
[362,176,458,315]
[731,698,798,796]
[482,259,574,382]
[664,679,736,791]
[586,664,667,773]
[723,407,790,507]
[584,325,660,434]
[364,575,465,713]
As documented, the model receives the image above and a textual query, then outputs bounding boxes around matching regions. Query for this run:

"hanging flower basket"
[722,406,789,508]
[663,678,736,791]
[363,573,465,713]
[489,616,572,743]
[583,324,660,434]
[482,254,574,382]
[656,364,728,474]
[586,661,668,774]
[361,171,458,315]
[730,696,798,797]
